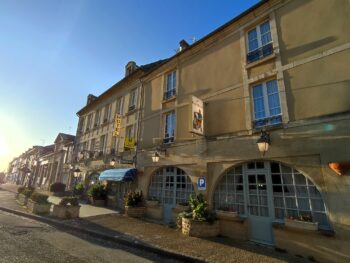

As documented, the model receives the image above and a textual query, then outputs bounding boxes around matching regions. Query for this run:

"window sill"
[245,53,276,69]
[251,122,284,134]
[162,95,176,104]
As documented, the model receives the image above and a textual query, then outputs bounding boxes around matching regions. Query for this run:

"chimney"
[86,94,97,105]
[125,61,137,77]
[179,39,190,52]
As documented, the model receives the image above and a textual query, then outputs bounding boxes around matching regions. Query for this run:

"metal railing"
[247,43,273,64]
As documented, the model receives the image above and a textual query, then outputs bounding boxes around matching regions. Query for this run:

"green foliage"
[177,193,217,223]
[22,189,34,198]
[17,186,25,194]
[74,182,85,195]
[59,196,79,206]
[87,184,107,200]
[124,191,144,207]
[289,214,313,222]
[30,192,49,204]
[50,182,66,193]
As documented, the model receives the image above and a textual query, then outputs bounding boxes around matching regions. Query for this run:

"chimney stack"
[179,39,190,52]
[86,94,97,105]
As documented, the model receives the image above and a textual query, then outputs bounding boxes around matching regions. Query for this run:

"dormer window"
[125,61,137,77]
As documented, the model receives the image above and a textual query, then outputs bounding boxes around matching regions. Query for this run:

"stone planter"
[27,199,51,214]
[52,204,80,219]
[90,198,105,206]
[216,210,238,221]
[145,200,160,207]
[125,206,146,218]
[17,193,28,206]
[182,218,220,237]
[285,218,318,231]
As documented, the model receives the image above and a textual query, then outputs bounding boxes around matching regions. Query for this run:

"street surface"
[0,210,181,263]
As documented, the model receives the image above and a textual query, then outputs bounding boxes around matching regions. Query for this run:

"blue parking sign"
[198,177,206,190]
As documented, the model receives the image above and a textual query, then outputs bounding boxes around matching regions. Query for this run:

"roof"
[55,133,75,143]
[77,59,168,116]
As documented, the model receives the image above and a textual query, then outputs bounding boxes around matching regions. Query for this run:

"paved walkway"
[0,183,308,263]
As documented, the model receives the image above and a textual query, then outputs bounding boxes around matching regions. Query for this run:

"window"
[252,79,282,128]
[124,125,135,150]
[247,21,273,63]
[164,111,175,144]
[164,71,176,100]
[128,89,137,111]
[100,135,107,153]
[90,139,95,151]
[94,109,100,127]
[86,114,93,132]
[116,97,124,115]
[103,104,111,123]
[78,117,85,134]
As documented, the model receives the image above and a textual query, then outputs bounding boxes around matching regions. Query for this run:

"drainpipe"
[135,78,145,169]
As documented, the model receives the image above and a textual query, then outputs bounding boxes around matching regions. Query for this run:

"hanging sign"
[113,114,122,137]
[124,137,135,149]
[191,96,204,135]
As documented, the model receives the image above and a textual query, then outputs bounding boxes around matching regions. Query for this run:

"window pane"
[260,21,271,46]
[267,80,281,116]
[294,173,306,185]
[253,85,266,120]
[270,162,280,173]
[248,29,259,51]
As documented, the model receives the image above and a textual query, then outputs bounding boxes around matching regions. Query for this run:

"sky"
[0,0,259,171]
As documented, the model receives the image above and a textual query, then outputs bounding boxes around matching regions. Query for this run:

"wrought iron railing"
[247,43,273,64]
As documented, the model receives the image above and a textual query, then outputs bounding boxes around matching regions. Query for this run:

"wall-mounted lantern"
[257,130,270,155]
[110,158,116,167]
[152,152,160,163]
[328,162,350,176]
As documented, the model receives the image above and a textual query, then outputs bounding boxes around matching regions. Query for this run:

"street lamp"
[256,130,270,155]
[73,168,81,196]
[152,152,160,163]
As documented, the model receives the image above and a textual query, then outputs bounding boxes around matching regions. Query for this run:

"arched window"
[148,167,195,204]
[213,162,330,229]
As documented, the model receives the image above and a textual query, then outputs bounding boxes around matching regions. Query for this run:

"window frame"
[247,20,272,53]
[163,111,175,144]
[128,89,137,111]
[164,70,177,100]
[103,104,111,123]
[94,109,100,127]
[251,79,282,128]
[116,97,124,115]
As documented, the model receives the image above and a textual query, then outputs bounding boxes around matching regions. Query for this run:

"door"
[163,168,176,223]
[245,164,274,245]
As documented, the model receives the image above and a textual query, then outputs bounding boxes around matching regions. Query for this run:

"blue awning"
[99,168,137,182]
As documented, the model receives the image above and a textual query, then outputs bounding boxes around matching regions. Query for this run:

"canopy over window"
[99,168,137,182]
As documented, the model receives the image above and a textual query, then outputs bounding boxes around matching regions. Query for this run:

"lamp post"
[110,158,116,167]
[256,130,270,156]
[73,168,81,196]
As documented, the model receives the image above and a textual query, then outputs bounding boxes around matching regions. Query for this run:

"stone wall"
[182,218,219,237]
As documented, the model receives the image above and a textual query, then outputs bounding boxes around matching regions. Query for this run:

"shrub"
[87,184,107,200]
[74,182,85,195]
[50,182,66,193]
[59,196,79,206]
[30,192,49,204]
[22,189,34,198]
[124,191,144,207]
[17,186,25,194]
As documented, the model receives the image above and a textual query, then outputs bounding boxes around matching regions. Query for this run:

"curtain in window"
[253,84,265,119]
[266,80,281,116]
[260,21,272,46]
[248,29,259,52]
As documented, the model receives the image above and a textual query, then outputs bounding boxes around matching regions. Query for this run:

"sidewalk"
[0,184,307,263]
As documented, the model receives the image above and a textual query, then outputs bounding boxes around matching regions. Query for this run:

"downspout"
[135,77,145,169]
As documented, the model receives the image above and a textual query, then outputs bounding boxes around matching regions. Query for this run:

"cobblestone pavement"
[0,210,181,263]
[0,184,308,263]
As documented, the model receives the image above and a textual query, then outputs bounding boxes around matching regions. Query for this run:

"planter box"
[182,217,219,237]
[52,204,80,219]
[145,200,160,207]
[216,210,238,221]
[17,193,28,206]
[27,199,51,214]
[90,198,105,207]
[285,218,318,231]
[125,206,146,218]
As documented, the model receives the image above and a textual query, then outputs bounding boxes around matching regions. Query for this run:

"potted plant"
[27,192,51,214]
[284,214,318,231]
[50,182,66,197]
[17,187,34,206]
[87,183,106,206]
[124,191,146,218]
[52,196,80,219]
[215,206,238,221]
[179,194,219,237]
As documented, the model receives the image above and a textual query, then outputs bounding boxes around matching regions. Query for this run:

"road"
[0,210,181,263]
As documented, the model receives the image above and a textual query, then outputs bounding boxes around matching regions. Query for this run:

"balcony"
[163,89,176,101]
[247,43,273,64]
[253,115,282,128]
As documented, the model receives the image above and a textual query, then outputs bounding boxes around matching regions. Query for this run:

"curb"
[0,205,206,263]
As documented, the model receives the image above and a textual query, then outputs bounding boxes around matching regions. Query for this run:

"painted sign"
[191,96,204,135]
[197,177,206,191]
[124,136,135,149]
[113,114,122,137]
